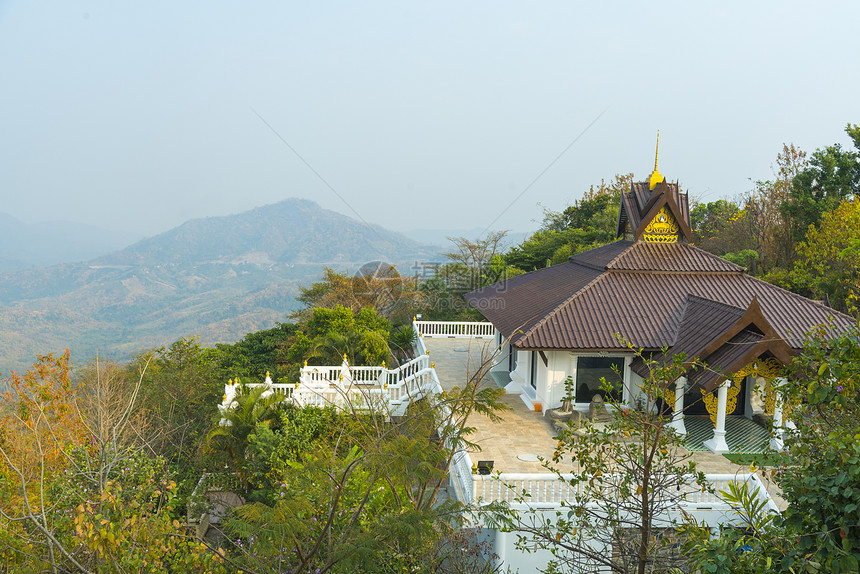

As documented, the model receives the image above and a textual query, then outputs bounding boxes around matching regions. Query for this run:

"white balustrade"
[467,472,777,514]
[413,320,496,338]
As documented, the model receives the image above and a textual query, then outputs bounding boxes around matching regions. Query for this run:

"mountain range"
[0,199,442,373]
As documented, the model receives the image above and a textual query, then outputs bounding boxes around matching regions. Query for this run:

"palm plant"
[389,324,418,365]
[206,381,284,487]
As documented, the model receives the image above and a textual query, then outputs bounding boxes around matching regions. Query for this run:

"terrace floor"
[424,336,788,509]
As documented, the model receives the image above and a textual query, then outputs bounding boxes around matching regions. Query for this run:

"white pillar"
[704,380,730,453]
[770,377,786,451]
[667,377,687,436]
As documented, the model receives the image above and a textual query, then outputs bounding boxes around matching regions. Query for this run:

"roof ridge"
[685,243,745,271]
[668,296,694,346]
[515,271,608,346]
[607,269,741,275]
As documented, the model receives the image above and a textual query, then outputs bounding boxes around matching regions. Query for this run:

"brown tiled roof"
[468,175,854,382]
[467,243,854,353]
[607,242,743,272]
[569,240,632,270]
[463,259,602,341]
[513,269,849,350]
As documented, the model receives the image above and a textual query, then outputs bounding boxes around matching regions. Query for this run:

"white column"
[667,377,687,436]
[704,380,730,453]
[770,376,786,451]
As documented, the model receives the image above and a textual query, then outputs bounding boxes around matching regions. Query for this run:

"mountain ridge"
[0,198,442,372]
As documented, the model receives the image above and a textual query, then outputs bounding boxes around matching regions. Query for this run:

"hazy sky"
[1,1,858,239]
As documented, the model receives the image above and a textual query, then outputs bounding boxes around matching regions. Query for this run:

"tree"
[782,123,860,244]
[690,199,750,256]
[492,349,707,574]
[283,305,392,374]
[206,382,286,491]
[777,325,860,571]
[750,143,808,271]
[131,336,223,487]
[0,351,88,571]
[210,334,509,573]
[504,227,611,271]
[505,174,630,273]
[681,326,860,573]
[794,198,860,314]
[421,232,523,320]
[214,321,298,383]
[294,265,424,326]
[540,174,632,234]
[0,354,225,573]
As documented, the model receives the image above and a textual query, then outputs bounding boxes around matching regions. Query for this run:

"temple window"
[575,356,624,402]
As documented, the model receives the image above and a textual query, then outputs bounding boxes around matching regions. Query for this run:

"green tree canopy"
[504,173,630,272]
[783,123,860,243]
[794,198,860,314]
[282,305,392,374]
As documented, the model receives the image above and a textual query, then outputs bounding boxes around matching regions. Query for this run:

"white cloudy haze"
[1,1,858,239]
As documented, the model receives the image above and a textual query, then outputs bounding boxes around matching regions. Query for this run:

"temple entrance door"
[682,386,710,416]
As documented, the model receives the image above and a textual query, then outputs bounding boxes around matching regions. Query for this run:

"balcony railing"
[414,320,496,338]
[470,472,779,514]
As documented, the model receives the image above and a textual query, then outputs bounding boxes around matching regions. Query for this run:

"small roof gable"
[630,296,796,391]
[616,180,692,242]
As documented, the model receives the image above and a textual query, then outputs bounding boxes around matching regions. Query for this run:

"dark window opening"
[530,351,538,390]
[576,356,623,402]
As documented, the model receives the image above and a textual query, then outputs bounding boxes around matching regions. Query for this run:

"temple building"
[465,151,855,453]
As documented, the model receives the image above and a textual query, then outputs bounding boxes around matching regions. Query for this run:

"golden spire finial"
[649,130,664,191]
[654,129,660,171]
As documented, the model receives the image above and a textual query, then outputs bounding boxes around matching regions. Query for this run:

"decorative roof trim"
[699,297,790,360]
[696,343,789,393]
[633,181,692,242]
[692,296,796,391]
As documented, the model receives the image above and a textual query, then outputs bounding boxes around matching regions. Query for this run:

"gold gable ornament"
[701,380,742,425]
[642,206,680,243]
[733,357,785,415]
[701,358,787,424]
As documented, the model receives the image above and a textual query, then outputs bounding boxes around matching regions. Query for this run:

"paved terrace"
[424,336,787,509]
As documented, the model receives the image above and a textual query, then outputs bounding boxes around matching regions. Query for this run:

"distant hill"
[0,212,140,271]
[0,199,442,373]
